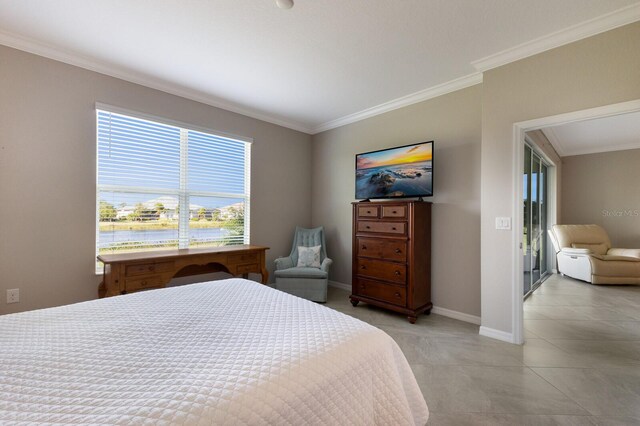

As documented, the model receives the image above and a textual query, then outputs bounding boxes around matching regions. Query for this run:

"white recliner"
[549,224,640,285]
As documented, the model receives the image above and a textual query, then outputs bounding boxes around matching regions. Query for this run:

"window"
[96,107,251,270]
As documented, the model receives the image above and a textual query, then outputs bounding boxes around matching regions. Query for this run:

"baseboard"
[328,281,481,325]
[328,280,351,292]
[479,326,515,343]
[431,306,481,325]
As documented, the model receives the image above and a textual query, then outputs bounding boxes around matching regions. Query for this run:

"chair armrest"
[607,248,640,259]
[560,248,591,256]
[321,257,333,273]
[274,256,294,270]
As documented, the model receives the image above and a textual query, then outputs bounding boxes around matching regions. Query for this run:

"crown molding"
[539,101,640,157]
[2,27,482,136]
[0,30,314,134]
[311,72,483,134]
[4,2,638,137]
[543,126,640,157]
[541,127,566,157]
[564,141,640,157]
[472,2,640,72]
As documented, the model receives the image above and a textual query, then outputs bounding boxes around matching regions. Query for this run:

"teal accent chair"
[274,226,332,302]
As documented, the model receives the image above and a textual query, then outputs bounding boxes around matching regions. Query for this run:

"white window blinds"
[96,108,250,268]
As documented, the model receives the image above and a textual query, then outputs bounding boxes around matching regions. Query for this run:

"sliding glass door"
[523,144,549,297]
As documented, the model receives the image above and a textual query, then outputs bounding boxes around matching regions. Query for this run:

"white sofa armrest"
[560,248,592,256]
[607,248,640,259]
[557,250,593,282]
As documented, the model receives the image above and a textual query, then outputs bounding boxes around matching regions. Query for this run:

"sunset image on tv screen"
[356,142,433,199]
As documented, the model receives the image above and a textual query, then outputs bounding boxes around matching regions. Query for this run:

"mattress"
[0,278,428,425]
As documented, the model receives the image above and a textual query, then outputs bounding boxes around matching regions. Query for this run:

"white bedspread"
[0,279,428,425]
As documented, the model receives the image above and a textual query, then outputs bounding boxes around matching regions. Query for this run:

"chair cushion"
[297,245,321,268]
[274,267,328,279]
[290,226,327,267]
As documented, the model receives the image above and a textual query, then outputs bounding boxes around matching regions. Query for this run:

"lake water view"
[99,227,229,249]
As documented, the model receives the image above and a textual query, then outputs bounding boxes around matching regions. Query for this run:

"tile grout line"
[526,366,596,416]
[523,278,640,418]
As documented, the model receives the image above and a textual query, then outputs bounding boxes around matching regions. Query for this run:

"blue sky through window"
[97,111,247,209]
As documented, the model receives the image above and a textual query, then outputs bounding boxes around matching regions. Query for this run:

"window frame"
[95,103,252,272]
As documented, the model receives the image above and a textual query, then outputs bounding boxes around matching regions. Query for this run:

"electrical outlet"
[6,288,19,304]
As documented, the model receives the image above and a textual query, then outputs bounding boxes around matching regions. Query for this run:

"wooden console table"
[98,245,269,298]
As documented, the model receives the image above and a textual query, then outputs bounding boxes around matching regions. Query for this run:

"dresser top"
[352,200,431,205]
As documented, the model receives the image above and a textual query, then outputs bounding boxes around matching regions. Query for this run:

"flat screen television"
[355,141,433,200]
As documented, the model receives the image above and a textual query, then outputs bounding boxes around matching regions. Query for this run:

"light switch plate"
[495,217,511,230]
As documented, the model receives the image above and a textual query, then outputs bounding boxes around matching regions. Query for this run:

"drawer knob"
[361,265,366,270]
[141,280,147,286]
[395,248,401,254]
[392,210,397,214]
[366,226,371,229]
[367,210,371,214]
[395,271,401,276]
[148,266,155,271]
[362,245,367,249]
[395,292,401,298]
[392,227,397,230]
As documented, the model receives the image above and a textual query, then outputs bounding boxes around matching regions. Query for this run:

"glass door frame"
[523,140,551,299]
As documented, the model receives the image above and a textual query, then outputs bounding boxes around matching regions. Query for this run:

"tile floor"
[325,274,640,425]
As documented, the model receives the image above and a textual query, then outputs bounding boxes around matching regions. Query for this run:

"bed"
[0,278,428,425]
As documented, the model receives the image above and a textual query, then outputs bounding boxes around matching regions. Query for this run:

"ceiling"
[542,110,640,157]
[0,1,639,134]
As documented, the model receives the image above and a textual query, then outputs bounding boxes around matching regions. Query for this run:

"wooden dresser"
[98,245,269,298]
[350,200,432,323]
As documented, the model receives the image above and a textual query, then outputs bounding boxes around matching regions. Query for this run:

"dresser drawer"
[236,263,259,274]
[126,261,174,277]
[357,237,407,262]
[356,278,406,306]
[357,205,379,218]
[357,221,406,235]
[381,205,407,218]
[228,253,258,264]
[357,258,406,284]
[125,276,164,292]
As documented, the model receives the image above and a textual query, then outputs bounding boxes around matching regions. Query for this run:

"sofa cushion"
[274,267,328,279]
[572,242,609,255]
[589,255,640,277]
[607,248,640,259]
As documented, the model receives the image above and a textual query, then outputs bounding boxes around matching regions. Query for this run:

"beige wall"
[481,22,640,336]
[562,148,640,247]
[311,85,482,317]
[0,45,312,314]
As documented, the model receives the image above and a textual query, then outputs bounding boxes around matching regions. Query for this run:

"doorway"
[523,143,550,297]
[510,99,640,344]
